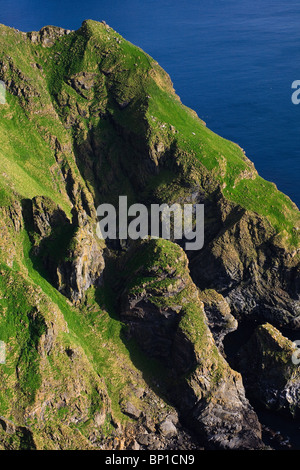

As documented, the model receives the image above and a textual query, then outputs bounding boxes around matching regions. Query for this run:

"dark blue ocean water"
[1,0,300,207]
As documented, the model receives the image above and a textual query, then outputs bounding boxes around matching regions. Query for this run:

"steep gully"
[73,121,300,449]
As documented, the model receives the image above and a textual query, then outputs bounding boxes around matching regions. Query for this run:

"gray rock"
[123,402,141,420]
[238,323,300,417]
[137,434,153,446]
[159,419,177,438]
[94,410,106,427]
[130,439,140,450]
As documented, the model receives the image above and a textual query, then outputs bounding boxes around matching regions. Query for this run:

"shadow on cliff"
[21,198,76,290]
[95,254,175,406]
[21,195,171,404]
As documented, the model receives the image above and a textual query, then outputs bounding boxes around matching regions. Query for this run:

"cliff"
[0,20,299,450]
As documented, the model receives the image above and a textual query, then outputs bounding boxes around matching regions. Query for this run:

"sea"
[1,0,300,448]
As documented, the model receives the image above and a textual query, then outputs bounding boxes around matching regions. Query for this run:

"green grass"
[0,94,72,215]
[20,230,154,424]
[144,81,300,245]
[1,19,299,247]
[117,237,230,392]
[0,263,46,406]
[0,19,299,447]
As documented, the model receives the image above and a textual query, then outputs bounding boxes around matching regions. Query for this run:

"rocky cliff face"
[189,194,300,330]
[118,239,263,449]
[0,20,299,450]
[24,195,105,304]
[238,323,300,417]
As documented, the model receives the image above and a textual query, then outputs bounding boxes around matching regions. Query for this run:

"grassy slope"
[0,213,169,446]
[0,23,158,440]
[72,21,300,246]
[119,238,232,392]
[0,24,80,216]
[1,20,298,241]
[0,19,299,446]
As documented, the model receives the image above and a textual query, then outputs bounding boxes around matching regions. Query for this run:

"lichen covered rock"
[238,323,300,416]
[119,239,263,449]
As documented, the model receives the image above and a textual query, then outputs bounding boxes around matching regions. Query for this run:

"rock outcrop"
[25,196,105,304]
[119,239,263,449]
[190,198,300,330]
[27,26,72,47]
[198,289,238,351]
[238,323,300,417]
[0,19,299,450]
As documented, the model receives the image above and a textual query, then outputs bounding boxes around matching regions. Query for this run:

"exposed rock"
[190,201,300,330]
[56,209,105,303]
[0,417,15,434]
[188,371,262,450]
[0,417,36,450]
[27,26,72,47]
[122,402,142,420]
[199,289,238,351]
[94,410,106,427]
[159,419,178,437]
[130,439,140,450]
[38,321,58,356]
[68,72,98,99]
[143,415,156,433]
[119,239,264,449]
[238,323,300,416]
[5,200,23,232]
[24,196,105,304]
[0,56,41,107]
[1,18,300,451]
[31,196,69,238]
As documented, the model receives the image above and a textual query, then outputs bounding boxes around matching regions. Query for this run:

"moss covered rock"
[238,323,300,416]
